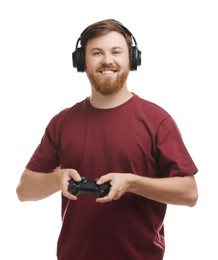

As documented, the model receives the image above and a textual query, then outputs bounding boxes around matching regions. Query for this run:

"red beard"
[86,65,129,95]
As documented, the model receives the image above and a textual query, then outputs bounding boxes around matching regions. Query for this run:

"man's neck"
[89,86,133,109]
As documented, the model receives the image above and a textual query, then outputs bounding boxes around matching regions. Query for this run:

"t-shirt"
[26,94,198,260]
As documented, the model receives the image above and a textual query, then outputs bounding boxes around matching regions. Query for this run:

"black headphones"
[72,22,141,72]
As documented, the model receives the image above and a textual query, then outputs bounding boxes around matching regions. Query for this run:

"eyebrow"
[89,46,123,52]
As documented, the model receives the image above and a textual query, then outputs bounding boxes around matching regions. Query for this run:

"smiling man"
[86,31,130,97]
[16,19,198,260]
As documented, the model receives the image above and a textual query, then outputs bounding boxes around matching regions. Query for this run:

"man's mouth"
[98,67,118,74]
[100,70,116,74]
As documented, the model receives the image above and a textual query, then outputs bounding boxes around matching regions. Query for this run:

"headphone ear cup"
[72,47,85,72]
[129,46,141,71]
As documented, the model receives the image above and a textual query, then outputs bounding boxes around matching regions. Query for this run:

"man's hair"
[80,19,133,50]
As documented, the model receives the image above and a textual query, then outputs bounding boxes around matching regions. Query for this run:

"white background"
[0,0,217,259]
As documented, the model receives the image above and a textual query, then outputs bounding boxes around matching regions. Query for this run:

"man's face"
[85,31,130,95]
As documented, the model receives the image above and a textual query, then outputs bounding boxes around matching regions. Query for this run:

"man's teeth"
[101,70,114,74]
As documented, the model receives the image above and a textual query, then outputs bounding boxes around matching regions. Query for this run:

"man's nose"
[101,52,113,64]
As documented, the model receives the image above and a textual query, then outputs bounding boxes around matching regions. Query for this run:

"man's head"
[72,19,141,95]
[73,19,141,72]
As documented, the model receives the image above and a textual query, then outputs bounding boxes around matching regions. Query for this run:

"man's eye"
[93,51,101,56]
[113,50,121,55]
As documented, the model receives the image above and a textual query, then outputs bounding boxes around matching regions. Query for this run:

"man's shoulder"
[133,94,170,117]
[49,98,88,126]
[57,98,87,116]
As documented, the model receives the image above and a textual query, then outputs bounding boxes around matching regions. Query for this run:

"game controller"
[68,177,111,197]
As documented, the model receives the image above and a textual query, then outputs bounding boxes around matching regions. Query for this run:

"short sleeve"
[26,116,60,173]
[156,116,198,177]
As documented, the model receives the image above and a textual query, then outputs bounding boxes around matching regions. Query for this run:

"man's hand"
[95,173,132,203]
[57,168,82,200]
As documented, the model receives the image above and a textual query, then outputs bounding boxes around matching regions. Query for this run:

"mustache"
[97,63,119,71]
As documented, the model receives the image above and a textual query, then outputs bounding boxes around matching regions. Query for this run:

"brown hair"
[80,19,133,50]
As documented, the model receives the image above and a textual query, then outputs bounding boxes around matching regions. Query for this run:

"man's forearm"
[129,174,198,207]
[16,169,60,201]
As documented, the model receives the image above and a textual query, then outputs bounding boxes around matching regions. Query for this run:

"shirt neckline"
[86,93,138,112]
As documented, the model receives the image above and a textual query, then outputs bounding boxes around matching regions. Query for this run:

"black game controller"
[68,177,111,197]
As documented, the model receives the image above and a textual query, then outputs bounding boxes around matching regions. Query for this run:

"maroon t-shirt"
[26,94,198,260]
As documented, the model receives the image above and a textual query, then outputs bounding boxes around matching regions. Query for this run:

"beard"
[86,65,129,95]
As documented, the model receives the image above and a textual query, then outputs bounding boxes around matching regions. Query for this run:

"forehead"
[85,31,129,51]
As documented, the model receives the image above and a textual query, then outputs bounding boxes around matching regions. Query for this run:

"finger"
[96,195,112,203]
[96,174,112,185]
[62,191,78,200]
[96,187,118,203]
[68,169,81,182]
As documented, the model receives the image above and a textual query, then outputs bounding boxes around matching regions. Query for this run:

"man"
[16,19,198,260]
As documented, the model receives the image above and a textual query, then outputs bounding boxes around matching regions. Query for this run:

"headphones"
[72,22,141,72]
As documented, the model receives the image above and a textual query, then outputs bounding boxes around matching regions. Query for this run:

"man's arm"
[96,173,198,207]
[16,168,81,201]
